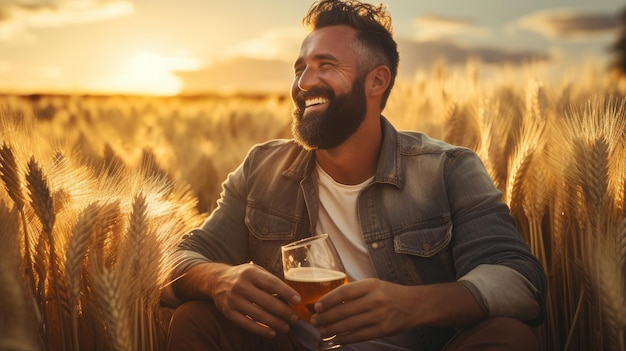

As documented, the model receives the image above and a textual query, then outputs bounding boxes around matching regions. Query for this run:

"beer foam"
[285,267,346,282]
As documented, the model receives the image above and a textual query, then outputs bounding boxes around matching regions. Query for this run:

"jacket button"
[371,242,380,249]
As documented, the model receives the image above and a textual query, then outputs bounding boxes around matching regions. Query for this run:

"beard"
[291,76,367,150]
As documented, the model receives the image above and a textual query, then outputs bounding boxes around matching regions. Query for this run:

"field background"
[1,63,625,350]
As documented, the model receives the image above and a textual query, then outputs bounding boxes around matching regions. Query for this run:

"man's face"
[291,76,366,150]
[290,25,367,150]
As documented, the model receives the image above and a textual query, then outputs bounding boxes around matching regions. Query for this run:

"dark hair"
[303,0,399,108]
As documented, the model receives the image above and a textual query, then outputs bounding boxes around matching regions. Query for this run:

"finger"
[313,297,372,331]
[222,292,291,336]
[240,298,294,334]
[240,269,300,324]
[315,281,368,313]
[243,270,300,323]
[227,308,280,338]
[251,269,301,305]
[318,302,401,344]
[332,323,384,345]
[254,290,299,321]
[243,292,299,330]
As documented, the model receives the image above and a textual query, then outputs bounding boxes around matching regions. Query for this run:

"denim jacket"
[175,116,547,350]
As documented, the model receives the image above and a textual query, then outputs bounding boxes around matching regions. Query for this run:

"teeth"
[305,97,328,108]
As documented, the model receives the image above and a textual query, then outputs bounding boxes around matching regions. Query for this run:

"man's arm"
[172,259,302,339]
[459,264,541,322]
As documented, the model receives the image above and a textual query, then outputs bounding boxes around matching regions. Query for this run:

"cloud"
[223,27,302,61]
[175,27,305,94]
[396,38,550,76]
[517,9,620,39]
[0,0,134,40]
[412,14,489,41]
[175,57,293,94]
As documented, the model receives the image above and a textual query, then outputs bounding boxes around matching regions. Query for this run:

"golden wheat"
[0,200,40,350]
[1,62,625,350]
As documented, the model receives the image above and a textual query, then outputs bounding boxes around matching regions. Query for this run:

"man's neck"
[315,116,382,185]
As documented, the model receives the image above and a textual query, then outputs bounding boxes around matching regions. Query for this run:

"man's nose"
[297,66,319,91]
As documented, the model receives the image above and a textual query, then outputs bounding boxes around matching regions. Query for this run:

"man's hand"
[310,279,485,345]
[175,262,301,338]
[309,279,414,344]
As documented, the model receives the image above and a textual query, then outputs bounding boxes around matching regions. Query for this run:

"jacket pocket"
[245,205,299,241]
[394,221,452,257]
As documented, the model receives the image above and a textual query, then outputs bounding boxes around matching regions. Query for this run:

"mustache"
[295,86,336,108]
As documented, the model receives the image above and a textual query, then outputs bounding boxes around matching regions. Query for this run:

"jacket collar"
[282,116,403,189]
[374,116,403,188]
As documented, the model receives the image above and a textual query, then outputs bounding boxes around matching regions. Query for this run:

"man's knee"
[170,300,220,332]
[167,301,305,351]
[167,300,233,351]
[444,317,539,351]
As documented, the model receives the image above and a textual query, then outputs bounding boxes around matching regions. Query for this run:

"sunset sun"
[111,51,200,96]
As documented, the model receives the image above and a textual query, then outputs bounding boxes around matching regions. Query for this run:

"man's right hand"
[174,261,301,338]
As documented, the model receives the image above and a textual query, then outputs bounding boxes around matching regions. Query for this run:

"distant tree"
[609,8,626,75]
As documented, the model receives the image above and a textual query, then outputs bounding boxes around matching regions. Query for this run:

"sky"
[0,0,623,96]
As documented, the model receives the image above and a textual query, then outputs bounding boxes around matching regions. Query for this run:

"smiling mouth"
[304,97,329,109]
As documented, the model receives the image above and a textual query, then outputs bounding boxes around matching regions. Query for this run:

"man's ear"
[366,65,391,97]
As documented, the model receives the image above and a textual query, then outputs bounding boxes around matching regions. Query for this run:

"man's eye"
[320,62,333,69]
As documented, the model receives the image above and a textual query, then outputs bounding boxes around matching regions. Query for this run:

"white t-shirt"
[315,162,377,281]
[290,163,419,351]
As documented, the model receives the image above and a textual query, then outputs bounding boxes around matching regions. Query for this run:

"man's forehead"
[298,25,356,56]
[303,25,356,43]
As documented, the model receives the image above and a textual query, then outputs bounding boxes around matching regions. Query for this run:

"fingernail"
[314,301,323,312]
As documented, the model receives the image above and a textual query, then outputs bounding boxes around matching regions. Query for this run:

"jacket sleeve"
[445,148,547,325]
[162,149,256,305]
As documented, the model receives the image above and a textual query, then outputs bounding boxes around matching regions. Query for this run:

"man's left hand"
[309,278,415,345]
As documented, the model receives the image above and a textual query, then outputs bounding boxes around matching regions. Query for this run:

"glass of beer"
[281,234,347,350]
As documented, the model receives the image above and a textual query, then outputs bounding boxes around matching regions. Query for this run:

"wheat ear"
[26,156,69,350]
[0,143,38,286]
[120,193,163,350]
[86,198,131,351]
[66,202,104,351]
[0,142,25,210]
[0,143,40,315]
[443,102,481,151]
[89,259,132,351]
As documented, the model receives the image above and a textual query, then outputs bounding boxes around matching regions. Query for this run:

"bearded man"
[162,1,546,350]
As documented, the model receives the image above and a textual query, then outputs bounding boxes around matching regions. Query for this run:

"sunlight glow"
[110,51,200,96]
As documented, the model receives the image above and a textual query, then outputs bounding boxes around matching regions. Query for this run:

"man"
[162,1,547,350]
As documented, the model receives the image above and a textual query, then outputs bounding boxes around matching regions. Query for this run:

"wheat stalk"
[0,142,25,210]
[0,200,40,350]
[0,143,38,289]
[118,193,166,350]
[443,102,481,152]
[562,96,625,350]
[0,143,42,332]
[26,156,55,234]
[89,258,132,351]
[65,202,107,351]
[25,155,69,349]
[481,88,524,193]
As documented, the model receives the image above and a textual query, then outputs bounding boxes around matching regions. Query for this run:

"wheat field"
[1,63,625,350]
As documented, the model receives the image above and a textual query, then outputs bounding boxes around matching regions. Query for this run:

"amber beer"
[284,266,347,322]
